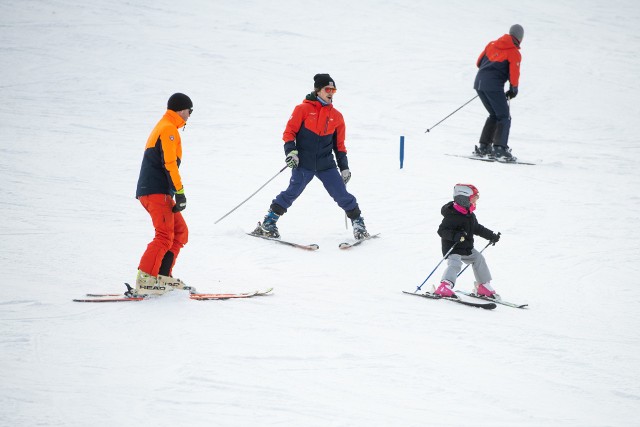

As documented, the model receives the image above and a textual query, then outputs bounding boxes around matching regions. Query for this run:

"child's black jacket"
[437,201,495,256]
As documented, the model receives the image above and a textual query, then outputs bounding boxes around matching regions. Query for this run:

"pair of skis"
[403,290,527,310]
[73,287,274,303]
[455,290,528,309]
[247,232,380,250]
[445,153,536,166]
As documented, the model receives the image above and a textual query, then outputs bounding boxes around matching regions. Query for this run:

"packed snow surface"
[2,1,639,426]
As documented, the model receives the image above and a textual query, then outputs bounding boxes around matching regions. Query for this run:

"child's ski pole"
[457,232,500,277]
[415,242,459,292]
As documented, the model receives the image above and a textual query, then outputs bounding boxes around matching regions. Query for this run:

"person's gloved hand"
[453,230,467,242]
[506,86,518,99]
[490,232,501,245]
[285,150,299,168]
[341,169,351,184]
[173,190,186,213]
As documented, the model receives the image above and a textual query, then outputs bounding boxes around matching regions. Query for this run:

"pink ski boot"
[434,280,456,298]
[475,282,500,300]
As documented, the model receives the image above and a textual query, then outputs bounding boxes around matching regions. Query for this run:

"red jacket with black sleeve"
[473,34,521,92]
[282,93,349,172]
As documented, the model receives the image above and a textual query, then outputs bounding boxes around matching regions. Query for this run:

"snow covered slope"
[2,1,640,425]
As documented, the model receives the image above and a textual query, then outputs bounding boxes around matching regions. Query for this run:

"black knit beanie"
[313,74,336,90]
[167,93,193,112]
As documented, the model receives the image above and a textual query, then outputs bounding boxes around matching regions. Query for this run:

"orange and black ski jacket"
[136,110,185,198]
[474,34,521,91]
[282,93,349,172]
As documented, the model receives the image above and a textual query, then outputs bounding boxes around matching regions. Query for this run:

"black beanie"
[167,93,193,112]
[313,74,336,90]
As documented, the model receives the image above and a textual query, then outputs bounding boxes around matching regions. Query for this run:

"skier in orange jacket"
[131,93,194,297]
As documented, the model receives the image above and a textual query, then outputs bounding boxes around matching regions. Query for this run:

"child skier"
[435,184,501,300]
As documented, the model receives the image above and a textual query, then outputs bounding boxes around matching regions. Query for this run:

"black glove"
[453,231,467,242]
[173,192,187,213]
[490,232,501,244]
[505,86,518,100]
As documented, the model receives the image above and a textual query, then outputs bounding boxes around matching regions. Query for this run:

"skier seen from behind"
[252,73,370,241]
[435,184,501,300]
[473,24,524,162]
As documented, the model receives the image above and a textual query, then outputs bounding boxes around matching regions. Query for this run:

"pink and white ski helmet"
[453,183,479,208]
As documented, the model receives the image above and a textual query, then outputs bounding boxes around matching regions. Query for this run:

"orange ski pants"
[137,194,188,276]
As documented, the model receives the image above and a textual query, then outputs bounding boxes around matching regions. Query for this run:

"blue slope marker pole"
[400,135,405,169]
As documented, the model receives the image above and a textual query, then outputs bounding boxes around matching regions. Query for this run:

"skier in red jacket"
[252,74,370,240]
[473,24,524,162]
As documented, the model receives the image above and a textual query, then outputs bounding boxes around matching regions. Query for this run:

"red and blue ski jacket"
[282,93,349,172]
[474,34,521,92]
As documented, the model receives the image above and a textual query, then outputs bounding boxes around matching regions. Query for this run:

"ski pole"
[457,232,500,277]
[344,181,349,229]
[214,165,288,224]
[415,242,459,292]
[424,95,478,133]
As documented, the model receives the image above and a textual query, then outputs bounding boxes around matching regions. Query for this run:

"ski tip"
[73,297,144,302]
[85,293,122,297]
[297,243,319,251]
[339,233,381,249]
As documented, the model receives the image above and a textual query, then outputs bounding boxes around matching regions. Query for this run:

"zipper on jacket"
[323,105,333,134]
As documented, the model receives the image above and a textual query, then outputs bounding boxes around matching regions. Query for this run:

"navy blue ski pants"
[273,167,358,212]
[477,90,511,147]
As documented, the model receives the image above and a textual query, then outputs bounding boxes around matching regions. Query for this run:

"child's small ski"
[456,290,528,309]
[247,233,319,251]
[402,291,496,310]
